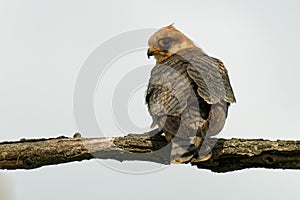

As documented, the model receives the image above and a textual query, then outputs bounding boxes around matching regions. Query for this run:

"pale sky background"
[0,0,300,199]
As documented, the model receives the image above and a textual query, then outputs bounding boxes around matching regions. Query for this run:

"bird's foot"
[191,152,212,162]
[170,137,195,164]
[171,154,194,164]
[192,137,217,162]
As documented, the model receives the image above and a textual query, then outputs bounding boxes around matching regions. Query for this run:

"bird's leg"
[192,137,218,162]
[164,132,173,142]
[163,131,193,163]
[170,135,195,164]
[191,103,227,162]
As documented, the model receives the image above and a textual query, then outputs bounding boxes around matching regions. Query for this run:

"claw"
[191,152,212,162]
[171,154,194,164]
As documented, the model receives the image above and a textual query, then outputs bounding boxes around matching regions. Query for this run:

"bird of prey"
[146,24,236,163]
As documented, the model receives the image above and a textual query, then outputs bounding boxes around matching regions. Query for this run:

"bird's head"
[147,24,196,63]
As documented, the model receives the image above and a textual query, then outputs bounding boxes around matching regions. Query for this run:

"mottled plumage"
[146,25,235,163]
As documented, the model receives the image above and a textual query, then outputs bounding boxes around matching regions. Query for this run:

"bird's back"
[146,51,209,138]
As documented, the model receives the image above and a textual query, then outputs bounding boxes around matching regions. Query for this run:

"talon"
[171,154,194,164]
[191,152,212,162]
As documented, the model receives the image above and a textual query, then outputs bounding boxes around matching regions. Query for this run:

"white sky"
[0,0,300,199]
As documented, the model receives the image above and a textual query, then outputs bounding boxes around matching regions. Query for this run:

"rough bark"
[0,130,300,173]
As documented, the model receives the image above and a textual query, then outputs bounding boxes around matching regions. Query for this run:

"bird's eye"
[158,37,172,50]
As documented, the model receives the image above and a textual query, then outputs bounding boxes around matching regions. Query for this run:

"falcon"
[146,24,236,163]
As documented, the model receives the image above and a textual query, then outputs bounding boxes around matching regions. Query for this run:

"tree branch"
[1,130,300,173]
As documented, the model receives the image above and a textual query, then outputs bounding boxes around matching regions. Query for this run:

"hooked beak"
[147,49,154,59]
[147,46,160,59]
